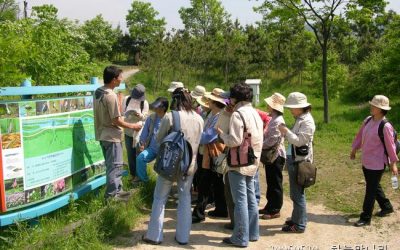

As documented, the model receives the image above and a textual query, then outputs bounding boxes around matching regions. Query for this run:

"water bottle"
[391,175,398,189]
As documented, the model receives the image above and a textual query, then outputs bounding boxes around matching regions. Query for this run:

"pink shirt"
[352,117,399,170]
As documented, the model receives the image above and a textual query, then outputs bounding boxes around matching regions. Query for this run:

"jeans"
[228,171,259,246]
[136,147,157,182]
[254,169,261,205]
[287,157,307,230]
[263,156,285,214]
[124,134,137,177]
[224,173,235,226]
[146,174,194,243]
[100,141,123,198]
[360,166,393,221]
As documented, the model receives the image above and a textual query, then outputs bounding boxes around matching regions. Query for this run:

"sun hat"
[204,88,226,106]
[131,84,146,101]
[283,92,311,109]
[167,81,184,92]
[369,95,391,110]
[149,97,169,111]
[264,93,286,113]
[196,96,210,109]
[191,85,206,98]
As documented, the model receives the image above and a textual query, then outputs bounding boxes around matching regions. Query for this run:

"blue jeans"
[228,171,259,246]
[146,174,194,243]
[136,147,157,182]
[287,157,307,230]
[254,169,261,205]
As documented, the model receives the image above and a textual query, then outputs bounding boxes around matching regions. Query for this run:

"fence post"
[21,79,32,100]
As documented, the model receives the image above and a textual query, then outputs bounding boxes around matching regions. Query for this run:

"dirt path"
[113,169,399,249]
[121,68,139,81]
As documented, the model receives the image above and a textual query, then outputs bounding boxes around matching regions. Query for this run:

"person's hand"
[350,149,356,160]
[138,144,145,152]
[391,163,398,176]
[216,127,223,135]
[132,123,142,131]
[278,124,288,136]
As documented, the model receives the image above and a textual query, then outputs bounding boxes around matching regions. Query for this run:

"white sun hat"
[284,92,311,109]
[167,81,184,92]
[369,95,391,110]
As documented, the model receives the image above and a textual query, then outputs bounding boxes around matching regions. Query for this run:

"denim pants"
[228,171,259,246]
[287,157,307,230]
[254,169,261,205]
[100,141,123,198]
[360,166,393,221]
[124,134,137,177]
[146,174,194,243]
[136,147,157,182]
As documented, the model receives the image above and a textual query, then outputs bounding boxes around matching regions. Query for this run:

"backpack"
[153,111,193,181]
[365,117,400,156]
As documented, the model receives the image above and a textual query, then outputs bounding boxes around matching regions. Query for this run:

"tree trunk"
[322,42,329,123]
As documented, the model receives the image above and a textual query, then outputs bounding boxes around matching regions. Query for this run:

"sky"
[19,0,400,33]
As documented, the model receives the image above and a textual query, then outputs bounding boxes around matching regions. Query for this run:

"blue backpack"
[154,111,193,181]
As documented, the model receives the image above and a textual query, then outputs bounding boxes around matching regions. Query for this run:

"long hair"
[170,88,194,112]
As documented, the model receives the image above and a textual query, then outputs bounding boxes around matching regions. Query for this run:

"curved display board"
[0,96,105,212]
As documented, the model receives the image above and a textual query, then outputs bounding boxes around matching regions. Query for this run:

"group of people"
[93,66,398,248]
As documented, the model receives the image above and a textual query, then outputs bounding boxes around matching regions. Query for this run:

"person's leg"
[211,173,227,216]
[228,171,249,247]
[145,175,173,243]
[136,148,157,182]
[224,173,235,227]
[254,169,261,205]
[192,168,212,221]
[246,175,259,242]
[101,141,124,198]
[124,135,136,178]
[176,174,194,243]
[287,158,307,230]
[375,170,393,212]
[360,167,384,222]
[265,156,284,215]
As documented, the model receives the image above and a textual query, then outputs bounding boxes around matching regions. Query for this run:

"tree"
[80,15,116,61]
[0,0,18,22]
[259,0,346,123]
[126,0,166,64]
[179,0,229,37]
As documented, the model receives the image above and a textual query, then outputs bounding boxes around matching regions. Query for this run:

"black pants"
[192,168,227,220]
[360,167,393,221]
[192,153,203,192]
[124,135,137,177]
[263,156,285,214]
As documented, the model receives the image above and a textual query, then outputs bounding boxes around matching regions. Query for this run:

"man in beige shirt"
[93,66,141,199]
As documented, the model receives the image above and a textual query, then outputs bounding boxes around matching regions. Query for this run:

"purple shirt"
[352,117,399,170]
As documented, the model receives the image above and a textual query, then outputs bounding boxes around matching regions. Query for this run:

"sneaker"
[142,235,162,245]
[222,237,247,248]
[354,219,371,227]
[205,202,215,210]
[192,216,205,224]
[284,219,295,226]
[282,224,305,233]
[375,208,394,217]
[261,212,280,220]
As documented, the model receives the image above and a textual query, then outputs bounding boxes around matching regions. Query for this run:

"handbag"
[296,161,317,188]
[260,138,281,165]
[211,149,228,174]
[227,111,257,168]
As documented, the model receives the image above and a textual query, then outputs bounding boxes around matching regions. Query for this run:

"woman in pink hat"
[350,95,398,227]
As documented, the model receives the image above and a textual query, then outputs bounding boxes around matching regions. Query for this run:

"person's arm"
[284,119,315,147]
[383,124,399,175]
[139,117,151,143]
[113,116,141,130]
[217,112,244,148]
[263,119,284,148]
[350,119,368,159]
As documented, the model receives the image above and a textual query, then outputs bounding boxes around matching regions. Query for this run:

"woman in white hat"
[259,93,287,220]
[278,92,315,233]
[350,95,398,227]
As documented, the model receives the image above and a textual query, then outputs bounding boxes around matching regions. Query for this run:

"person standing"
[259,93,286,219]
[217,83,263,248]
[93,66,142,199]
[278,92,315,233]
[143,88,204,245]
[134,97,169,184]
[350,95,398,227]
[122,84,149,182]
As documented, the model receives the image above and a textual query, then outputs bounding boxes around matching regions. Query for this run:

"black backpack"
[365,117,400,157]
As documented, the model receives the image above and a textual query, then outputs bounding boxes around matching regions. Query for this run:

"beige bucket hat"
[264,93,286,113]
[196,96,210,109]
[204,88,226,106]
[167,81,184,92]
[284,92,311,108]
[369,95,391,110]
[191,85,206,98]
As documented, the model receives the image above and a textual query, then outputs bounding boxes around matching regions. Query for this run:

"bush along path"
[113,169,400,250]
